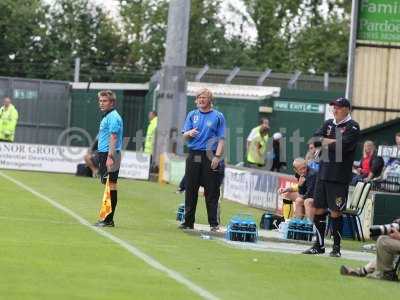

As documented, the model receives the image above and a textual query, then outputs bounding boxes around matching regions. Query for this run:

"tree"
[47,0,128,81]
[242,0,351,75]
[0,0,50,78]
[119,0,169,73]
[242,0,302,72]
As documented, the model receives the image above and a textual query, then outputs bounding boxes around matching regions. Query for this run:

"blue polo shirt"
[182,109,225,151]
[98,109,123,152]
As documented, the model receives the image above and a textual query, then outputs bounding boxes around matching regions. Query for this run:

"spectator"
[0,96,19,142]
[351,140,384,185]
[384,132,400,167]
[341,219,400,281]
[144,111,158,155]
[278,157,316,221]
[246,127,269,168]
[246,118,269,152]
[305,139,321,171]
[270,132,286,172]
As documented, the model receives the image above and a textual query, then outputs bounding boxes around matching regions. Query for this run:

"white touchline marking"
[0,171,219,300]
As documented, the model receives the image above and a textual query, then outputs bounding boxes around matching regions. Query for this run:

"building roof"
[360,117,400,135]
[71,81,281,100]
[187,82,281,100]
[71,82,149,90]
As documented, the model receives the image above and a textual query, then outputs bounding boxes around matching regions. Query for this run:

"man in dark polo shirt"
[179,88,226,232]
[303,97,360,257]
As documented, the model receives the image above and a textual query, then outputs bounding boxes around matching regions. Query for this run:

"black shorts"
[98,152,121,184]
[314,178,348,211]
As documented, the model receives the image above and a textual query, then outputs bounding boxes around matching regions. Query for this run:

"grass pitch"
[0,170,399,300]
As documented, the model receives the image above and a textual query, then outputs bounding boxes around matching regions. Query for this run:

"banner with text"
[0,142,150,180]
[223,167,252,205]
[249,172,280,212]
[358,0,400,43]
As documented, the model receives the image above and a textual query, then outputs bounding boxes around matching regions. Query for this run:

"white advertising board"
[0,142,150,180]
[223,167,251,205]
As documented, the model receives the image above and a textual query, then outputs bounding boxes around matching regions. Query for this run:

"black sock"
[313,214,326,248]
[106,190,118,222]
[331,215,343,248]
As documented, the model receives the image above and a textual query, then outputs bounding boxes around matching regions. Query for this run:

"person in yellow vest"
[246,118,269,151]
[0,96,19,142]
[246,126,269,168]
[144,111,158,155]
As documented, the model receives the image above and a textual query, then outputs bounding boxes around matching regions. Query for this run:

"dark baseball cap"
[329,97,351,108]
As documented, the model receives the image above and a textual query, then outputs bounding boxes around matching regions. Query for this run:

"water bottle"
[305,219,314,241]
[279,221,289,239]
[287,219,294,239]
[298,219,305,240]
[293,218,300,240]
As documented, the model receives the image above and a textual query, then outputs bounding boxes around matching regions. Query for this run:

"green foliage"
[0,0,351,81]
[0,0,49,78]
[119,0,169,72]
[47,0,128,81]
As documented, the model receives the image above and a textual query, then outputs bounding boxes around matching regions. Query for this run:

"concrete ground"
[185,223,375,262]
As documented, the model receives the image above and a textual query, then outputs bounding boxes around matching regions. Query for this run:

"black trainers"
[340,265,366,277]
[94,220,115,227]
[330,245,341,257]
[382,270,399,282]
[178,223,194,230]
[303,245,325,255]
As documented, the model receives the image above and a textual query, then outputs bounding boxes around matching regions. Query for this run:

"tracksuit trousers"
[184,150,221,227]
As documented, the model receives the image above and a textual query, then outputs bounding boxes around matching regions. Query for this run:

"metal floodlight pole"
[154,0,191,165]
[225,67,240,84]
[324,72,329,91]
[256,68,272,86]
[74,57,80,82]
[346,0,359,101]
[194,64,209,82]
[288,70,301,89]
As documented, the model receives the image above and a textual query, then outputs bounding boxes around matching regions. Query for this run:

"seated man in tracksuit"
[278,157,317,221]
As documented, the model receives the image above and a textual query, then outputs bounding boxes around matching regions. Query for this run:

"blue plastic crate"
[286,219,314,241]
[226,214,258,243]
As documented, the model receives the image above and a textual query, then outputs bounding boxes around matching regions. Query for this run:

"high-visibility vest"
[0,104,18,142]
[247,132,268,165]
[144,116,158,154]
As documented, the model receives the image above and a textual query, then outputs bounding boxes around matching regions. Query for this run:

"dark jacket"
[359,152,384,179]
[295,167,317,199]
[314,117,360,184]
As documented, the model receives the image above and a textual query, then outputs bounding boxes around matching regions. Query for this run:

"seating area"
[342,182,372,242]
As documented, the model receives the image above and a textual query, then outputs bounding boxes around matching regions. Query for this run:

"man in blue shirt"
[94,90,123,227]
[179,88,226,231]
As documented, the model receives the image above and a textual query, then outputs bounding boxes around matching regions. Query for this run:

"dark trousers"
[184,150,221,227]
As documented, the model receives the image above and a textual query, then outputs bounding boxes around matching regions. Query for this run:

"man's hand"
[298,176,306,186]
[185,128,199,138]
[322,138,336,146]
[278,187,287,194]
[211,156,220,170]
[389,229,400,240]
[106,156,114,171]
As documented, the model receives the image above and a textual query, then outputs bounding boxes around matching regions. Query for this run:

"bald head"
[293,157,307,176]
